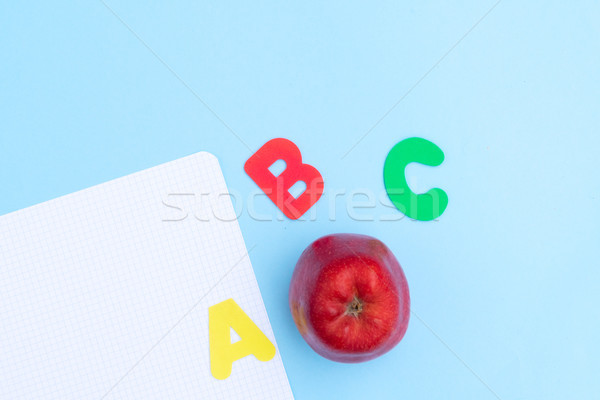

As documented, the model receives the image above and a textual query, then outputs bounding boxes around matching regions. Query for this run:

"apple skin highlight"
[289,233,410,363]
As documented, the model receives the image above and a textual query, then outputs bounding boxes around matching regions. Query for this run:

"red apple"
[289,233,410,363]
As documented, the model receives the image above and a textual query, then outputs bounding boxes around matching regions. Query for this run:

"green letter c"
[383,137,448,221]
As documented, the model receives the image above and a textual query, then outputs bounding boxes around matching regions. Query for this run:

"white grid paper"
[0,152,294,399]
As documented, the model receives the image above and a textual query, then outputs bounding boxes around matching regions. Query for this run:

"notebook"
[0,152,294,399]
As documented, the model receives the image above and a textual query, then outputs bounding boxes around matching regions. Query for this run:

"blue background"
[2,1,599,399]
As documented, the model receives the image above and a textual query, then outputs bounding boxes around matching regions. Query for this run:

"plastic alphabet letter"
[384,137,448,221]
[244,138,324,219]
[209,298,276,380]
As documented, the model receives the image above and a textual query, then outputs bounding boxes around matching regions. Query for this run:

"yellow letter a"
[209,298,276,380]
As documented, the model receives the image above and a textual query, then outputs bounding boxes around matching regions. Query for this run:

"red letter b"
[244,138,324,220]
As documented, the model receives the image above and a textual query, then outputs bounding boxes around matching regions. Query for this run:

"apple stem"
[346,296,363,318]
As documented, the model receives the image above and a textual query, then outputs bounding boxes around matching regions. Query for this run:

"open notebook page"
[0,152,294,399]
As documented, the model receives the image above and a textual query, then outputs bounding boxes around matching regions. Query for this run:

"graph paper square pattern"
[0,152,294,399]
